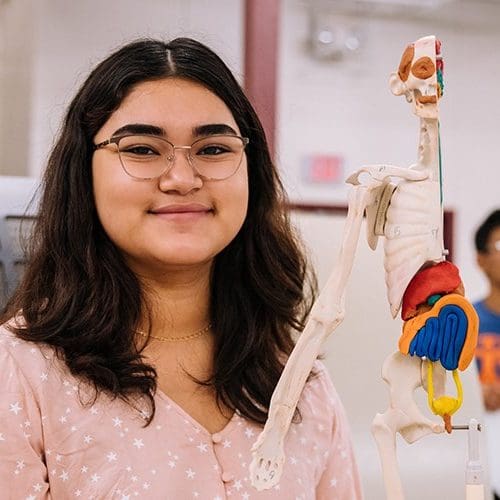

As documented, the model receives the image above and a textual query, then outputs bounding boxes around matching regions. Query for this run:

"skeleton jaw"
[412,88,439,119]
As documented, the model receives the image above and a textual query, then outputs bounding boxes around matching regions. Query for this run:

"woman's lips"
[148,203,213,221]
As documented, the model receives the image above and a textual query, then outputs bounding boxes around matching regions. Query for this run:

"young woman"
[0,38,362,499]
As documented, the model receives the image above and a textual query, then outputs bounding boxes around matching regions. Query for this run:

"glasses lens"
[117,135,172,179]
[190,135,247,180]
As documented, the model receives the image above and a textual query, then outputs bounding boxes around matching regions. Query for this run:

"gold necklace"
[136,323,212,342]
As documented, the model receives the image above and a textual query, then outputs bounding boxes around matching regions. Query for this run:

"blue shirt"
[474,300,500,384]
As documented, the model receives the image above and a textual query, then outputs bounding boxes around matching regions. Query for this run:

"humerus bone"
[250,184,375,490]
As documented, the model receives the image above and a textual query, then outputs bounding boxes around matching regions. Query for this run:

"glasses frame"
[94,133,250,181]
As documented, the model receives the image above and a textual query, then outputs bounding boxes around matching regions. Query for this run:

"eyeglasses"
[94,134,249,181]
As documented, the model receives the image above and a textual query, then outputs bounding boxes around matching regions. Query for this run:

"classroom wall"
[0,0,34,177]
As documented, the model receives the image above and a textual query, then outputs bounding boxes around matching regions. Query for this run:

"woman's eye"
[198,145,229,156]
[123,145,159,156]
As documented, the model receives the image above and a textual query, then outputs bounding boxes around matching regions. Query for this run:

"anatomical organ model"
[250,36,480,499]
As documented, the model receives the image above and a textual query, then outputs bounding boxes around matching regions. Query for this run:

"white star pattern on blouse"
[90,473,100,483]
[244,428,254,438]
[59,470,69,481]
[9,402,22,415]
[133,438,144,449]
[106,451,118,462]
[0,433,4,441]
[113,417,123,427]
[33,483,42,492]
[222,439,231,448]
[186,468,196,479]
[83,435,93,444]
[196,442,208,453]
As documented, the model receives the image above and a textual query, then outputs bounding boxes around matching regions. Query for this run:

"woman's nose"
[157,147,203,194]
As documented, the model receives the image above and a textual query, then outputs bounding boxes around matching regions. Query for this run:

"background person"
[474,209,500,500]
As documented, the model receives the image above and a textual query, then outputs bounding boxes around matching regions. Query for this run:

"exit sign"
[302,154,344,184]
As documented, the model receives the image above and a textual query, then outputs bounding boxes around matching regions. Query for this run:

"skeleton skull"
[389,35,444,119]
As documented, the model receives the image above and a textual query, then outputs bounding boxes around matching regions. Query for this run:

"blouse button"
[212,433,222,444]
[221,471,234,482]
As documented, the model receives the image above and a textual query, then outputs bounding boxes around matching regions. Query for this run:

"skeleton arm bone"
[250,184,377,491]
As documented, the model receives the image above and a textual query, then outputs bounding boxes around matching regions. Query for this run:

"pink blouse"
[0,325,362,499]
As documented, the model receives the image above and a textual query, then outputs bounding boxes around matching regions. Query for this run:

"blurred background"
[1,0,499,498]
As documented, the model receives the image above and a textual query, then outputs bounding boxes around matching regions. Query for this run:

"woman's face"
[92,78,249,276]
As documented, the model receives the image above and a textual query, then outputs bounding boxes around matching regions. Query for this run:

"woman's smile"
[148,202,214,222]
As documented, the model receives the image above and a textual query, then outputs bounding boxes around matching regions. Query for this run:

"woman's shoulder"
[299,360,344,422]
[0,319,59,391]
[304,360,338,399]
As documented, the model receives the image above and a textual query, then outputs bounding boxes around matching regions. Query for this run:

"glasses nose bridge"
[169,144,194,163]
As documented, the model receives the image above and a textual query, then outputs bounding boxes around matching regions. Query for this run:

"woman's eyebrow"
[111,123,166,137]
[192,123,238,137]
[110,123,238,139]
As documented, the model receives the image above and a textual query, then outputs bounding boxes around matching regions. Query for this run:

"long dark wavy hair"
[2,38,316,425]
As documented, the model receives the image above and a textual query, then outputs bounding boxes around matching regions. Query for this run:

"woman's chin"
[127,247,215,273]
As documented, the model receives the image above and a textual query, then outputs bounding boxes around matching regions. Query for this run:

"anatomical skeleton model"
[250,36,481,499]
